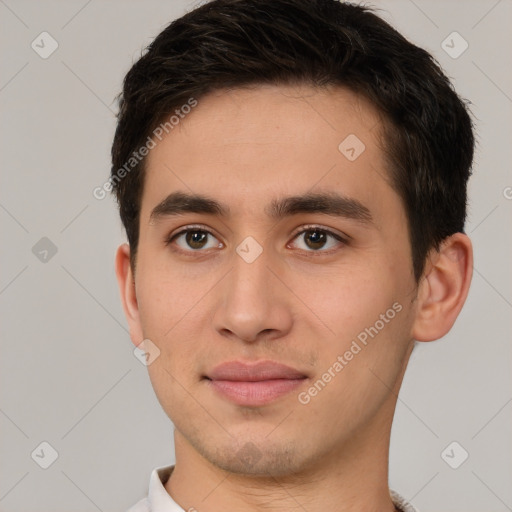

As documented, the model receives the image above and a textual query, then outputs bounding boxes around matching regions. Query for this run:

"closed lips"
[205,360,308,381]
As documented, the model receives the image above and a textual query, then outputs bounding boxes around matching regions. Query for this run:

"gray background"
[1,0,511,511]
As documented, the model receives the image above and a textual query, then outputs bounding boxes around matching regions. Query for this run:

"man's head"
[113,0,473,479]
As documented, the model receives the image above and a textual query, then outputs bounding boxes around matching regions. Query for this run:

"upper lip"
[206,360,307,381]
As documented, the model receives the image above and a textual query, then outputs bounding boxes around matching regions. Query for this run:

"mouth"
[203,360,308,406]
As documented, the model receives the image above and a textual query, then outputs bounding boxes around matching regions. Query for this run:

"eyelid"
[166,223,219,242]
[289,223,349,242]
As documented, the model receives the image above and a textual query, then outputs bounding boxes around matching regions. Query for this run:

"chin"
[194,433,307,477]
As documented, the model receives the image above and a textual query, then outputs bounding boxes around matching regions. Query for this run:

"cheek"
[135,256,197,337]
[136,277,170,336]
[135,263,209,376]
[290,262,399,344]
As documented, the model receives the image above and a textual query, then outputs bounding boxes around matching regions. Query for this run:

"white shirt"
[126,465,420,512]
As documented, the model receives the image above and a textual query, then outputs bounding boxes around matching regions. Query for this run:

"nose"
[211,244,293,344]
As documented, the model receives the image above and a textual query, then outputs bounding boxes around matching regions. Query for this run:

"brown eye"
[167,227,222,252]
[290,226,346,253]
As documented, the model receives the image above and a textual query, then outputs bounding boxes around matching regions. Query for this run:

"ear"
[115,243,144,346]
[412,233,473,342]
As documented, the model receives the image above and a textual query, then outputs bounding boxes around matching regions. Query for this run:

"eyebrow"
[150,190,373,225]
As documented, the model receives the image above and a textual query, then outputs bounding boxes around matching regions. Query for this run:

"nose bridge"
[212,235,292,342]
[228,236,274,309]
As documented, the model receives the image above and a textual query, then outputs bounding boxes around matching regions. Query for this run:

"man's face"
[129,84,419,476]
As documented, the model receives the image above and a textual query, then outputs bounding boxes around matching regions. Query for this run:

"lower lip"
[207,378,306,406]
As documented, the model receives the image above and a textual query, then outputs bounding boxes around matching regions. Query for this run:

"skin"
[116,84,473,512]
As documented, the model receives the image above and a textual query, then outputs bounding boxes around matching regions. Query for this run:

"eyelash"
[165,224,348,256]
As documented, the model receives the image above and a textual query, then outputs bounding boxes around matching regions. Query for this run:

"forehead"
[141,84,398,226]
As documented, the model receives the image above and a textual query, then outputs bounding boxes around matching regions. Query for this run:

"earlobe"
[115,243,144,346]
[412,233,473,342]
